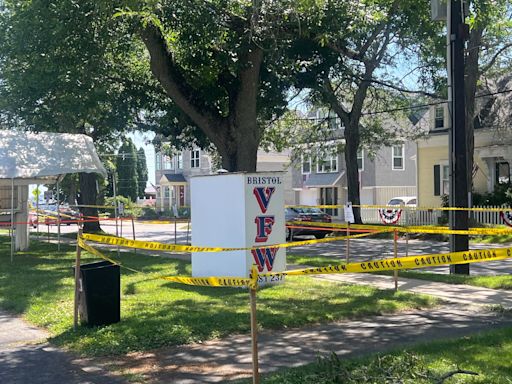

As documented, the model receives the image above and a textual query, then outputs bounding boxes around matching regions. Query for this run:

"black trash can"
[75,260,120,326]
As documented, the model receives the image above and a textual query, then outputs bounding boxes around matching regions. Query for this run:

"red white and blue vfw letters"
[252,186,278,271]
[253,187,275,213]
[251,248,278,272]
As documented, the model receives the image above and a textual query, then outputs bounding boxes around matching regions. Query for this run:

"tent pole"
[113,172,119,257]
[10,178,15,263]
[36,184,40,237]
[57,176,61,252]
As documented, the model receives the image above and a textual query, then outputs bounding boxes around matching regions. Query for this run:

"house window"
[392,145,404,170]
[442,165,450,194]
[191,149,200,168]
[162,155,173,170]
[301,155,311,174]
[357,149,364,171]
[155,153,162,170]
[317,152,338,173]
[434,106,445,129]
[177,153,183,169]
[164,186,170,198]
[496,162,510,185]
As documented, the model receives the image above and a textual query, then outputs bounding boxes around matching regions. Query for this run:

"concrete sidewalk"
[92,305,512,383]
[316,272,512,308]
[90,271,512,383]
[0,310,126,384]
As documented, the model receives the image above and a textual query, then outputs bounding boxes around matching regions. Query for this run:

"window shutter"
[434,165,440,196]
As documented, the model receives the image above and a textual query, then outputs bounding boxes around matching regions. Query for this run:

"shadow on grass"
[50,278,435,357]
[1,236,436,357]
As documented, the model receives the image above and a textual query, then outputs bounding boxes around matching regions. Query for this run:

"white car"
[387,196,417,207]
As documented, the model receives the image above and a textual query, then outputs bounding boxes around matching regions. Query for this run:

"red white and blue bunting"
[500,211,512,227]
[378,208,402,224]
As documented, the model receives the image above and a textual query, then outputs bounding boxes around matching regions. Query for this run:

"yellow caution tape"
[79,237,512,289]
[78,238,257,288]
[290,221,512,236]
[135,219,189,225]
[260,246,512,278]
[81,229,390,253]
[287,204,512,213]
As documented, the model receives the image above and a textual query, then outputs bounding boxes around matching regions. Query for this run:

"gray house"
[291,111,418,218]
[154,147,294,212]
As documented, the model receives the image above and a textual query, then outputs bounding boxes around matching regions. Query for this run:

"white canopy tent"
[0,130,107,260]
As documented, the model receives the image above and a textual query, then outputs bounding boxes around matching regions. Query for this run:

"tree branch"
[366,77,441,99]
[140,22,223,139]
[479,42,512,74]
[357,0,399,59]
[436,369,478,384]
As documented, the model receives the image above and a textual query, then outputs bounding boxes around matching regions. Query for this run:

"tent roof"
[0,130,107,181]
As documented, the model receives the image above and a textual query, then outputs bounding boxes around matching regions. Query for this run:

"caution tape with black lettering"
[289,221,512,236]
[287,204,512,213]
[78,237,258,289]
[259,246,512,279]
[81,229,391,254]
[78,237,512,289]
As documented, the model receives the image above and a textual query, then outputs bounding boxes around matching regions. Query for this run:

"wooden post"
[249,287,260,384]
[57,177,61,252]
[10,178,14,263]
[74,228,83,330]
[405,208,409,257]
[131,216,137,254]
[393,229,398,291]
[174,219,177,244]
[345,222,350,264]
[186,217,190,245]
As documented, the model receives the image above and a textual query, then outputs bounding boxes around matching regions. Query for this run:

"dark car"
[285,207,332,240]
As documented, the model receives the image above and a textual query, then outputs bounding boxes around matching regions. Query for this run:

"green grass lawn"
[237,325,512,383]
[0,237,438,357]
[288,253,512,290]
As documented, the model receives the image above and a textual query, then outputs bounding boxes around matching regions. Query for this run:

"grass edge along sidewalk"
[0,237,437,357]
[233,324,512,384]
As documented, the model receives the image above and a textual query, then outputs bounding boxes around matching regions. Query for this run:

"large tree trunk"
[344,121,362,223]
[465,26,484,194]
[141,24,263,173]
[218,127,259,172]
[79,172,101,233]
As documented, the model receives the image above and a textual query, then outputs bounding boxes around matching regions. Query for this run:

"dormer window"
[434,106,445,129]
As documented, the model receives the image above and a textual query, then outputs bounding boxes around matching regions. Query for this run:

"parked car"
[58,208,81,225]
[285,207,332,240]
[387,196,417,207]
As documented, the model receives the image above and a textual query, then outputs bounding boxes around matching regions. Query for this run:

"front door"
[319,187,338,216]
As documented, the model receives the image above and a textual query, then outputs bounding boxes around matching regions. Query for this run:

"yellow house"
[417,104,510,207]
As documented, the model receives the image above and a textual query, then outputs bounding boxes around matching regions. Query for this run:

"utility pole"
[448,0,470,274]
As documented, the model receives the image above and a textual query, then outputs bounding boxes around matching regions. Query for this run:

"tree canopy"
[117,138,139,202]
[136,147,148,198]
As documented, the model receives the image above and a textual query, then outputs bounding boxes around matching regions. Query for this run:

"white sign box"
[191,172,286,279]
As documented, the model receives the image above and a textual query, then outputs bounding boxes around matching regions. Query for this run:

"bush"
[158,207,190,219]
[104,196,142,218]
[473,184,512,206]
[139,207,159,220]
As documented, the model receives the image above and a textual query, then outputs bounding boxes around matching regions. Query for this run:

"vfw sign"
[191,172,286,280]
